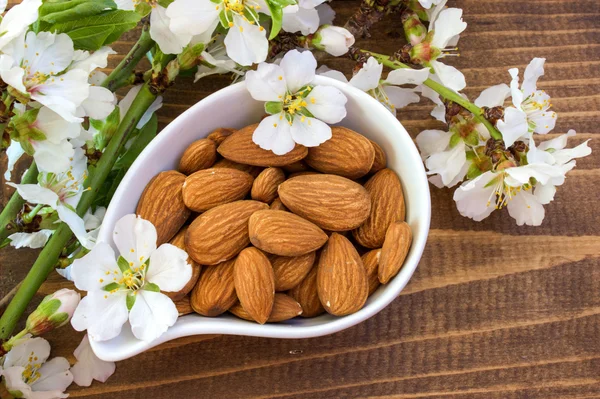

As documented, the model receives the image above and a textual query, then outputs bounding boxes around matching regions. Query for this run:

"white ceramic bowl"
[90,76,431,362]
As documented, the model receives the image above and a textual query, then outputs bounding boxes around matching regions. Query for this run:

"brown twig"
[0,280,22,311]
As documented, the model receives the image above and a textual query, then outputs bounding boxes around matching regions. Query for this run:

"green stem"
[0,83,159,340]
[102,22,154,92]
[364,50,503,140]
[21,204,43,224]
[2,328,27,352]
[0,163,39,243]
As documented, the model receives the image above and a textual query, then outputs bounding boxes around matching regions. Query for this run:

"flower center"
[220,0,263,31]
[40,165,88,203]
[368,85,395,112]
[22,353,42,384]
[120,268,145,291]
[485,172,533,210]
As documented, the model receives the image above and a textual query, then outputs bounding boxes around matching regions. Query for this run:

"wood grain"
[2,0,600,397]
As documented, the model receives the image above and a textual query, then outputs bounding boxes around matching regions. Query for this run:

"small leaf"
[103,282,121,292]
[40,0,117,24]
[117,256,131,273]
[126,292,136,310]
[143,282,160,292]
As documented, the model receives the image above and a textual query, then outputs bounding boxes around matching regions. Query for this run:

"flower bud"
[408,32,441,65]
[311,25,355,57]
[26,289,80,336]
[177,42,206,71]
[401,10,427,46]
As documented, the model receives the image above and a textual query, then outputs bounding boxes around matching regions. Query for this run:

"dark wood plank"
[1,0,600,398]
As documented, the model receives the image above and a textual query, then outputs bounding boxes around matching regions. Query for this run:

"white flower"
[7,149,94,249]
[320,57,428,115]
[245,50,347,155]
[418,0,444,9]
[195,38,245,82]
[312,25,355,56]
[416,129,467,187]
[71,335,116,387]
[0,32,90,123]
[493,58,558,147]
[8,230,54,249]
[1,336,73,399]
[70,214,192,342]
[117,0,190,54]
[453,134,590,226]
[0,0,42,51]
[167,0,268,66]
[119,85,163,129]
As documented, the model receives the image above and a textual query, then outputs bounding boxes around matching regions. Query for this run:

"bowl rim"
[90,76,431,361]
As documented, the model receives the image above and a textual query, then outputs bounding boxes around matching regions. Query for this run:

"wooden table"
[2,0,600,397]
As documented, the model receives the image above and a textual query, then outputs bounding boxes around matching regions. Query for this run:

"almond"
[369,140,387,174]
[353,168,405,248]
[207,127,235,145]
[213,158,263,177]
[305,126,375,179]
[182,168,254,212]
[165,226,202,301]
[269,198,288,211]
[218,124,307,166]
[379,221,412,284]
[233,248,275,324]
[251,167,285,203]
[230,293,302,323]
[190,258,237,316]
[186,200,269,265]
[288,264,324,318]
[317,233,368,316]
[178,139,217,175]
[249,210,328,256]
[136,170,190,245]
[278,174,371,231]
[287,171,319,179]
[271,252,316,291]
[361,249,382,295]
[283,160,311,174]
[174,296,194,316]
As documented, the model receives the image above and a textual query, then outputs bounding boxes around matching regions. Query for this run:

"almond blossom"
[0,0,42,51]
[1,336,73,399]
[245,50,347,155]
[71,214,192,342]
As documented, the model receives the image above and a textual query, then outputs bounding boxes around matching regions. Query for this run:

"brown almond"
[207,127,235,145]
[379,221,412,284]
[288,264,324,318]
[317,233,368,316]
[369,140,387,174]
[136,171,190,245]
[271,252,316,291]
[251,167,285,203]
[186,200,269,265]
[218,124,307,167]
[249,210,328,256]
[353,168,406,248]
[190,259,237,316]
[269,198,288,211]
[230,294,302,323]
[361,249,382,295]
[233,248,275,324]
[278,174,371,231]
[213,158,262,177]
[174,296,194,316]
[287,171,319,179]
[305,127,375,179]
[283,160,311,174]
[182,168,254,212]
[178,139,217,175]
[164,227,202,301]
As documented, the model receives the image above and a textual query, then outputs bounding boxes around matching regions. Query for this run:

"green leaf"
[265,0,296,39]
[265,101,283,115]
[44,10,141,50]
[103,282,121,292]
[126,292,136,310]
[40,0,117,24]
[143,282,160,292]
[117,256,131,273]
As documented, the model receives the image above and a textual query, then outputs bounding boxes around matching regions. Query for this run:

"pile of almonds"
[136,123,412,324]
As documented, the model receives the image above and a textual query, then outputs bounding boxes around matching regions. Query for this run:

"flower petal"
[146,244,192,292]
[0,0,42,51]
[522,58,545,99]
[282,7,320,35]
[348,57,382,92]
[71,335,116,387]
[80,86,117,120]
[304,85,347,124]
[224,16,268,66]
[71,290,129,342]
[497,107,528,148]
[290,116,332,147]
[245,63,287,101]
[36,107,81,143]
[416,129,451,159]
[31,139,75,175]
[57,204,94,250]
[32,69,90,123]
[505,163,565,187]
[384,68,430,86]
[24,32,74,76]
[129,291,178,342]
[316,65,348,83]
[474,83,510,108]
[383,86,420,109]
[167,0,221,38]
[316,3,336,25]
[2,367,33,398]
[506,190,545,226]
[252,114,295,155]
[420,85,446,122]
[4,140,25,181]
[431,8,467,49]
[453,171,497,221]
[113,214,157,267]
[30,357,73,395]
[533,183,556,205]
[8,230,53,249]
[430,61,466,92]
[280,49,317,93]
[4,337,50,368]
[69,46,115,74]
[425,141,467,187]
[6,183,59,207]
[71,242,119,292]
[149,5,191,55]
